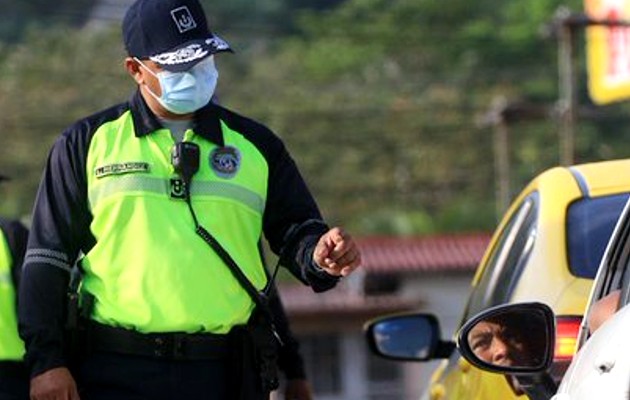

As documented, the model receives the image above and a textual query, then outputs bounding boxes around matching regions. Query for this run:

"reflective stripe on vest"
[89,176,264,215]
[0,230,25,360]
[83,111,268,334]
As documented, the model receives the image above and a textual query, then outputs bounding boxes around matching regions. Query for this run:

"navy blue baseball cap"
[123,0,232,72]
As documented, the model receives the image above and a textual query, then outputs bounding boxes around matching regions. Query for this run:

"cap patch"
[150,43,209,66]
[171,6,197,33]
[210,146,240,179]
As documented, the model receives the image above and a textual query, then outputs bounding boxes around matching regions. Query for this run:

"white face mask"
[136,56,218,115]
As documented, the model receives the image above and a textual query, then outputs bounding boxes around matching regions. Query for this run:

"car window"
[461,193,538,323]
[576,198,630,348]
[621,215,630,308]
[566,193,629,279]
[592,198,630,306]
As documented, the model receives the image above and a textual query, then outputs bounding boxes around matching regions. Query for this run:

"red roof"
[277,233,492,316]
[356,232,492,273]
[278,284,417,316]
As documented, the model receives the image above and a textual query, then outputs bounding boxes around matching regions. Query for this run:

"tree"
[0,27,128,216]
[0,0,92,42]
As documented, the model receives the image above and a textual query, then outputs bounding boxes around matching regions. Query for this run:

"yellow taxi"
[365,159,630,400]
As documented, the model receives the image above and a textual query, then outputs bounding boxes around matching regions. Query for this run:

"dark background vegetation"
[2,0,630,235]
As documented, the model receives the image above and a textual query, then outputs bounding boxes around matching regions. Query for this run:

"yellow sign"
[585,0,630,104]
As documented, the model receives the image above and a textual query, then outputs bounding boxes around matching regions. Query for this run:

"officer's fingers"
[313,228,346,265]
[319,246,361,277]
[338,249,362,276]
[326,228,353,259]
[317,256,350,277]
[314,229,340,257]
[329,244,358,267]
[326,226,345,242]
[313,240,334,268]
[314,228,359,274]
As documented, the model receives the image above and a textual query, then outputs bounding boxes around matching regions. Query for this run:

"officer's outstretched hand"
[30,367,80,400]
[313,227,361,277]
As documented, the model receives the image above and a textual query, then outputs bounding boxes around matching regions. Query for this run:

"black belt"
[88,322,231,361]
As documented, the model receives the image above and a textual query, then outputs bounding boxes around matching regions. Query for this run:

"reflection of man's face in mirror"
[468,320,526,367]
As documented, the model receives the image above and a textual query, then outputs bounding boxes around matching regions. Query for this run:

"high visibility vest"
[82,111,268,334]
[0,229,25,360]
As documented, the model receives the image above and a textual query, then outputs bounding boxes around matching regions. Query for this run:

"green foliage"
[352,208,436,235]
[435,198,497,232]
[0,0,91,41]
[0,26,129,217]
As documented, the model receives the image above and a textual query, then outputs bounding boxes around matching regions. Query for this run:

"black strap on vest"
[194,223,271,310]
[171,141,326,316]
[187,205,323,312]
[171,141,272,310]
[183,180,284,394]
[172,144,325,394]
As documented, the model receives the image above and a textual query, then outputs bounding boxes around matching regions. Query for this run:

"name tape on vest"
[95,162,150,178]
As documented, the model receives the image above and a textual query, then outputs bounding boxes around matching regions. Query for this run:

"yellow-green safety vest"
[82,111,268,334]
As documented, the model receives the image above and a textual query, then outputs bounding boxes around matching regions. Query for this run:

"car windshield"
[567,193,630,279]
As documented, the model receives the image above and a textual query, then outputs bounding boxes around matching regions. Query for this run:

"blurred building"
[275,232,491,400]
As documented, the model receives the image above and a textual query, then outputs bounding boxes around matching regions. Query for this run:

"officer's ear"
[125,57,144,85]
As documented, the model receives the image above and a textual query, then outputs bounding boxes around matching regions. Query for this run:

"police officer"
[18,0,361,399]
[0,175,29,400]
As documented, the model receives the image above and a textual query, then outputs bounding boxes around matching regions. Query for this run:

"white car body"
[552,303,630,400]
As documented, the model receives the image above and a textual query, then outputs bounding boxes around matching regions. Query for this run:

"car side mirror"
[364,313,454,361]
[457,302,555,374]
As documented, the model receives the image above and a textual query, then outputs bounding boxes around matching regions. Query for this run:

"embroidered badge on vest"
[94,162,150,178]
[210,146,240,179]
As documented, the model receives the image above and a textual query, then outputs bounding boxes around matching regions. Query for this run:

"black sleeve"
[18,129,93,378]
[260,136,340,292]
[19,266,70,377]
[281,220,341,293]
[268,285,307,380]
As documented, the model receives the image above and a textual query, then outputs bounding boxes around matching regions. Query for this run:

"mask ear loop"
[133,57,156,76]
[133,57,162,98]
